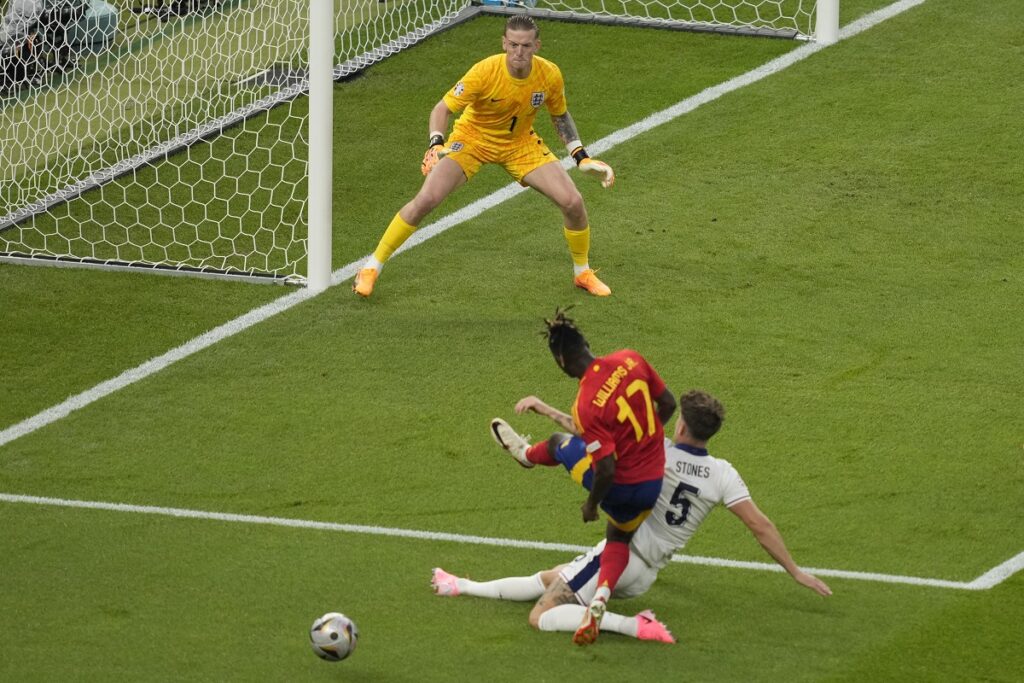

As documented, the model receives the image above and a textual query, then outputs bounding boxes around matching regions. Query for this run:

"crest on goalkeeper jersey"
[449,142,464,151]
[531,92,545,107]
[454,82,465,96]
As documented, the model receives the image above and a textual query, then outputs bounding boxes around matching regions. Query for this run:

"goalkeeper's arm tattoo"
[551,112,581,147]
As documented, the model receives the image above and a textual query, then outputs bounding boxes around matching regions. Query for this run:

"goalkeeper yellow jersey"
[443,54,568,148]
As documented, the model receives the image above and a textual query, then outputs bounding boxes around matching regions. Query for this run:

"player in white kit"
[431,390,832,643]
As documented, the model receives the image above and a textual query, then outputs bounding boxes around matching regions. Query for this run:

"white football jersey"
[630,439,751,569]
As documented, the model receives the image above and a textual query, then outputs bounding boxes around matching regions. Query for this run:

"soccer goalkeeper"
[353,14,616,298]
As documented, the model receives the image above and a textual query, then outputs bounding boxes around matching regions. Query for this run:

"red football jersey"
[571,349,668,484]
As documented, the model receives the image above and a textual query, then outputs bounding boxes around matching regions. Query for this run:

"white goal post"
[0,0,838,288]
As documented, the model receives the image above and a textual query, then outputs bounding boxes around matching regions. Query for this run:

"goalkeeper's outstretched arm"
[550,111,614,188]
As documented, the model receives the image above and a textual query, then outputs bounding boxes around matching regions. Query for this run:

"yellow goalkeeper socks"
[563,226,591,276]
[372,213,417,267]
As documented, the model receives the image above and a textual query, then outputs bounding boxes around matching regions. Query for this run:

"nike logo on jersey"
[490,98,503,102]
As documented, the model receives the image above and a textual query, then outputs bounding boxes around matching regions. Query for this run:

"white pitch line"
[966,551,1024,590]
[1,491,1014,590]
[0,287,316,447]
[0,0,929,449]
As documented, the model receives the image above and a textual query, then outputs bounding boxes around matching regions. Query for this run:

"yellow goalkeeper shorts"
[445,126,557,185]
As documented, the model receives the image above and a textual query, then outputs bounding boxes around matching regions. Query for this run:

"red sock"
[525,441,558,466]
[596,540,630,592]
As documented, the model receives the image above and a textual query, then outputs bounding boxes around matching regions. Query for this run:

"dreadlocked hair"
[543,306,588,360]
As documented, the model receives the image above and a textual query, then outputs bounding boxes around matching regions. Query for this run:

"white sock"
[573,263,590,276]
[457,572,545,601]
[364,256,384,271]
[537,604,639,638]
[601,611,638,638]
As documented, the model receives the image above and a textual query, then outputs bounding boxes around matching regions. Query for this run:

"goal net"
[0,0,832,285]
[492,0,821,39]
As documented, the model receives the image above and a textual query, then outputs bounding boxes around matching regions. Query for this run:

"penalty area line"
[0,0,929,450]
[2,491,1013,591]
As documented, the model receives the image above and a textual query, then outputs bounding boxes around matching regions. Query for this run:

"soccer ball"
[309,612,359,662]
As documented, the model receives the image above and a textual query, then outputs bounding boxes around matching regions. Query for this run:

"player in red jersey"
[490,309,676,645]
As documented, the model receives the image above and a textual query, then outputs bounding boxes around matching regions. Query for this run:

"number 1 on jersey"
[615,379,656,442]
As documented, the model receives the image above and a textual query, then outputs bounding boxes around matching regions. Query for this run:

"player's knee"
[546,434,567,458]
[409,193,441,219]
[560,189,585,217]
[415,190,442,209]
[607,526,635,544]
[528,604,546,630]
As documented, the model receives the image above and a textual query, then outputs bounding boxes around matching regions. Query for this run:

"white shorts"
[557,539,660,605]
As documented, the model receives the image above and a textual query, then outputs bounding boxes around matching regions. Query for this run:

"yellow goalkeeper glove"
[421,133,449,176]
[570,145,615,188]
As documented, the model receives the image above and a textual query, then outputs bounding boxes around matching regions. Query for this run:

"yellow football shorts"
[445,128,557,184]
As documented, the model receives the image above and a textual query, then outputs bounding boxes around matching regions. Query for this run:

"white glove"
[578,157,615,188]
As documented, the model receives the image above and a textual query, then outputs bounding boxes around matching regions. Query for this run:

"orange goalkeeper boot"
[353,268,379,297]
[574,269,611,297]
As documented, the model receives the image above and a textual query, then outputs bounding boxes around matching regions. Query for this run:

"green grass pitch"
[2,0,1023,680]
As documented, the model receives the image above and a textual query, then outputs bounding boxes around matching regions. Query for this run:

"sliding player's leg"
[530,545,673,643]
[431,566,558,600]
[539,605,674,644]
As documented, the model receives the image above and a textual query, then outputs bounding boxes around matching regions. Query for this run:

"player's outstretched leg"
[431,568,461,597]
[353,213,418,298]
[573,584,610,646]
[489,418,534,468]
[536,604,675,643]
